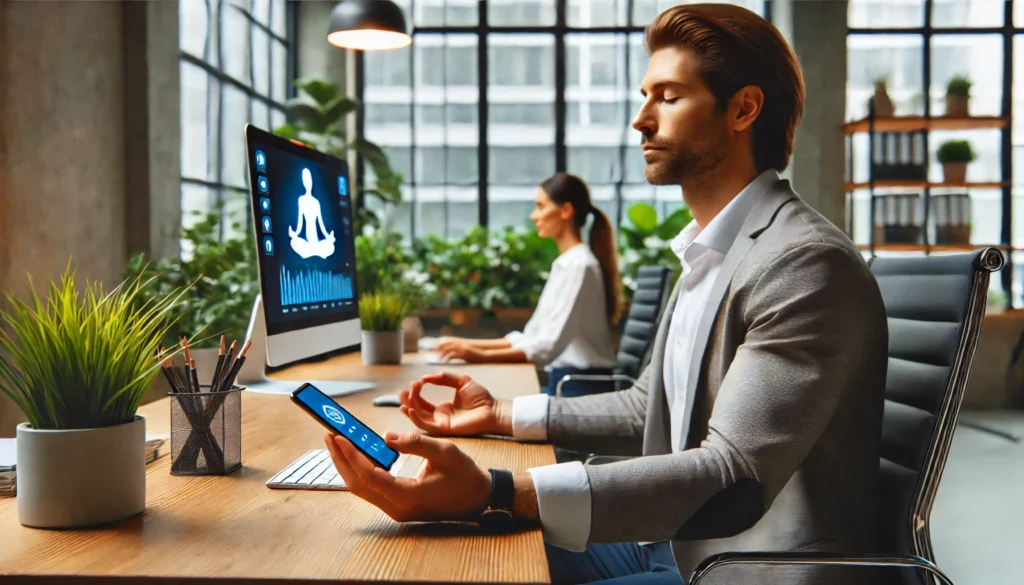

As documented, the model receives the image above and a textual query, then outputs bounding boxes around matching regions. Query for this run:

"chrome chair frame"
[555,374,637,398]
[681,247,1004,585]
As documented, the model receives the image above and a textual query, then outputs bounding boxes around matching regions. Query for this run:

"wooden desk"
[0,353,553,584]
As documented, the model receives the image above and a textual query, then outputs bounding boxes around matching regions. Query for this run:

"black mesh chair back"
[870,248,1003,583]
[617,265,672,380]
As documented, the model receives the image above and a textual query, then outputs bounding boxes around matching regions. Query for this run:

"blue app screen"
[295,385,398,468]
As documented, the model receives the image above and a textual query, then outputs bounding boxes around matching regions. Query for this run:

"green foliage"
[937,140,977,164]
[619,202,691,297]
[358,292,412,332]
[355,228,436,314]
[413,226,497,309]
[946,75,972,97]
[0,264,187,430]
[485,226,561,308]
[122,212,259,350]
[273,78,402,232]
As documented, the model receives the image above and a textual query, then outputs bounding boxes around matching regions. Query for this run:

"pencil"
[190,359,200,394]
[217,340,238,393]
[211,335,226,394]
[220,338,252,392]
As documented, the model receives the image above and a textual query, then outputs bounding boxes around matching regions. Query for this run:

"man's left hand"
[324,430,492,522]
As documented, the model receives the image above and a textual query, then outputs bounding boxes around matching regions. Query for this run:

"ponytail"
[589,208,623,326]
[540,172,623,325]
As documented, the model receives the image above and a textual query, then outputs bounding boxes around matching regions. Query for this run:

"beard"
[641,123,731,186]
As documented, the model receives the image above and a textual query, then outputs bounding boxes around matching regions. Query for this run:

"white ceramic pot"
[361,330,404,365]
[16,415,146,528]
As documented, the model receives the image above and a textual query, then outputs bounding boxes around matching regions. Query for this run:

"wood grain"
[0,353,553,584]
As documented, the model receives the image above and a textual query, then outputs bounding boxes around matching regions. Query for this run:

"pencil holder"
[169,385,244,475]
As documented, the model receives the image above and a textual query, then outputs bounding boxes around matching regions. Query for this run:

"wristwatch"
[477,468,515,533]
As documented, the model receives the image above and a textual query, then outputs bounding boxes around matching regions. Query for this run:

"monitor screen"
[245,125,358,338]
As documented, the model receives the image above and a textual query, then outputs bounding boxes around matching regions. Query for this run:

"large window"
[179,0,292,243]
[360,0,765,241]
[845,0,1019,303]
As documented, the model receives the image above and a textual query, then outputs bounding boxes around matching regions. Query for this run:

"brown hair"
[643,3,805,173]
[540,173,623,326]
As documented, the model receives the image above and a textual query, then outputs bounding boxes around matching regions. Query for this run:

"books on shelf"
[0,434,169,498]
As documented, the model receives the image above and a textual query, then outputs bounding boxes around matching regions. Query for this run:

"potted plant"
[871,75,895,117]
[937,139,977,184]
[486,225,559,329]
[945,75,971,117]
[359,292,411,365]
[0,265,185,528]
[618,202,690,304]
[122,212,259,389]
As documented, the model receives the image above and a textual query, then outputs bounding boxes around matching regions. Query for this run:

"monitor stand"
[236,295,375,397]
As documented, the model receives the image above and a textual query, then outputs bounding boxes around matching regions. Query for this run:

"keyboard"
[265,449,426,491]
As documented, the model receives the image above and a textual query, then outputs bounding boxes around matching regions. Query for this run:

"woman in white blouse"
[435,173,622,396]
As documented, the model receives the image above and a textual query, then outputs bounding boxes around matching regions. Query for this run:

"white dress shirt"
[512,169,781,552]
[505,243,618,371]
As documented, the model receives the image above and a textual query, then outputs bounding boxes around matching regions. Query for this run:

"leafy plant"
[359,292,411,331]
[619,202,691,297]
[946,75,972,97]
[355,228,436,314]
[0,264,187,430]
[122,212,259,350]
[413,226,500,310]
[937,140,977,164]
[273,78,403,231]
[484,226,560,308]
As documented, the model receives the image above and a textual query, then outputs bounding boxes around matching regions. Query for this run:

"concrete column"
[775,0,849,229]
[123,0,182,260]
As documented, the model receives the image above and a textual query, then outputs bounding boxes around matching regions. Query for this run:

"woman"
[435,172,622,396]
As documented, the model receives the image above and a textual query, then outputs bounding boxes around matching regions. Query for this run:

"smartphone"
[291,382,400,470]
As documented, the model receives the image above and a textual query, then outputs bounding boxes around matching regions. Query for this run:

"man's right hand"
[399,371,513,437]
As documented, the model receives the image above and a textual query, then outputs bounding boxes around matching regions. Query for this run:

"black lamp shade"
[328,0,411,51]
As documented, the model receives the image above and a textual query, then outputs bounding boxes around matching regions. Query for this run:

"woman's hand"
[399,371,513,437]
[437,342,487,363]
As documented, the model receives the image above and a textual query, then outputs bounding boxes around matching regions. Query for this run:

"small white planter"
[16,415,146,528]
[362,330,404,365]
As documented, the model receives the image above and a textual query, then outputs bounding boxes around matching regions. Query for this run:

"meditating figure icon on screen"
[288,168,335,259]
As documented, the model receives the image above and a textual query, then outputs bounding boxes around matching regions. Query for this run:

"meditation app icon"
[262,236,274,255]
[260,197,271,213]
[258,176,269,193]
[262,216,273,234]
[288,168,336,259]
[255,150,267,172]
[322,405,345,427]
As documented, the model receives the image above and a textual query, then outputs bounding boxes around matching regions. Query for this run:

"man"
[324,4,888,585]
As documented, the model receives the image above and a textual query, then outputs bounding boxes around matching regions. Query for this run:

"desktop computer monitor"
[244,124,360,368]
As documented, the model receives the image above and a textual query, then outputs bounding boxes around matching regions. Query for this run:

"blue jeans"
[546,541,683,585]
[543,367,616,397]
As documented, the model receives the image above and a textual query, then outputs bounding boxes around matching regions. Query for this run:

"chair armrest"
[555,374,637,397]
[584,455,636,465]
[686,551,954,585]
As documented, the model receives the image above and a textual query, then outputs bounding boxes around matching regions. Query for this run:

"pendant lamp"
[328,0,412,51]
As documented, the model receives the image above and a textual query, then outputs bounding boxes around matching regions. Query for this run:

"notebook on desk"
[266,449,426,491]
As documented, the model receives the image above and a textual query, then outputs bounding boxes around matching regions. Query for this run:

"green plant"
[358,292,411,331]
[482,226,560,309]
[0,264,187,430]
[273,78,402,231]
[937,140,977,164]
[619,202,692,297]
[946,75,972,97]
[413,226,500,310]
[122,212,259,350]
[355,228,436,314]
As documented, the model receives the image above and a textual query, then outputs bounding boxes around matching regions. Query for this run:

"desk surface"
[0,353,552,584]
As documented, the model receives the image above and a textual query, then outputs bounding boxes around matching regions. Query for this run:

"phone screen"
[292,383,400,469]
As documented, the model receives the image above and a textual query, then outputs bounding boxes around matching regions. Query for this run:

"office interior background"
[1,0,1023,583]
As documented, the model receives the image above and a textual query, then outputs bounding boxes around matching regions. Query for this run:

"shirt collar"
[553,242,588,268]
[670,168,780,262]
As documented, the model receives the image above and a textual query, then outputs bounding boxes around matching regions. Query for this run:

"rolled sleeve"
[527,461,592,552]
[511,394,550,441]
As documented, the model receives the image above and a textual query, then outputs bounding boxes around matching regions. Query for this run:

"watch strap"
[488,468,515,512]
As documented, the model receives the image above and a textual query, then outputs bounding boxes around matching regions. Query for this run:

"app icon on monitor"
[338,176,348,196]
[262,236,274,255]
[261,216,273,234]
[255,150,267,172]
[258,176,269,193]
[260,197,271,213]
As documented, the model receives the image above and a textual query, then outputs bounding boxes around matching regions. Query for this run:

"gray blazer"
[546,178,889,585]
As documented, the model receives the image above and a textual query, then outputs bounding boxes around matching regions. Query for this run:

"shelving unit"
[843,110,1014,302]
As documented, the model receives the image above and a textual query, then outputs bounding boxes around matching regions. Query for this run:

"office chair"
[554,265,672,397]
[684,248,1004,585]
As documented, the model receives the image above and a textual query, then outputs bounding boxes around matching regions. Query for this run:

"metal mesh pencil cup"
[169,385,244,475]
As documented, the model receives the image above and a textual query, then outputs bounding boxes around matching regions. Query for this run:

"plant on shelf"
[937,139,977,184]
[122,212,260,352]
[0,264,186,528]
[870,74,895,117]
[945,75,972,117]
[358,292,412,365]
[273,78,403,232]
[618,202,691,301]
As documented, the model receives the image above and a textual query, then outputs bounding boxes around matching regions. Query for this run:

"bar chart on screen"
[280,265,354,306]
